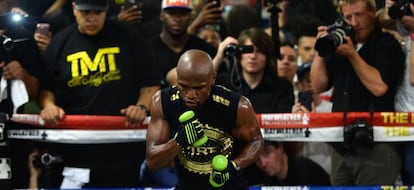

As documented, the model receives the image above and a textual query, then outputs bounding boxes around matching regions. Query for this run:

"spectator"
[294,15,322,66]
[146,49,264,189]
[214,27,294,114]
[293,15,333,101]
[148,0,216,87]
[311,0,404,185]
[277,43,298,84]
[256,141,331,185]
[291,61,333,176]
[378,0,414,184]
[38,0,160,188]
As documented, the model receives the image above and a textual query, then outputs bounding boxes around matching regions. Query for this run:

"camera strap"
[229,55,242,90]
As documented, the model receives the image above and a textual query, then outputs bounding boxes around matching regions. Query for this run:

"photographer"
[213,28,294,114]
[378,0,414,184]
[311,0,404,185]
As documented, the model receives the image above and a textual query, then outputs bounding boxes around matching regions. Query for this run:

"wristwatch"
[137,104,149,116]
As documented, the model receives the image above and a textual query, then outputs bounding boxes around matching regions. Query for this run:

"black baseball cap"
[74,0,108,11]
[296,61,312,79]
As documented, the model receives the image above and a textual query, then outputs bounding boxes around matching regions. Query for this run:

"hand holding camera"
[209,154,239,188]
[388,0,414,20]
[314,18,356,57]
[175,110,208,147]
[224,44,254,57]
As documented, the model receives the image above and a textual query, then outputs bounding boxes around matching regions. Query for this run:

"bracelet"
[137,104,149,116]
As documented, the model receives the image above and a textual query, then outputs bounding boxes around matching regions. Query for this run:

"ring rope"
[4,112,414,143]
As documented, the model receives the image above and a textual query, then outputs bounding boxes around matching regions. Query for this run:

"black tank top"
[161,85,248,189]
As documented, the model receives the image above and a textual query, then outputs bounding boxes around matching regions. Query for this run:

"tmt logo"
[67,47,120,77]
[66,47,121,87]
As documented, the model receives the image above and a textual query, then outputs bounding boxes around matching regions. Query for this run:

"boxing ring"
[3,112,414,189]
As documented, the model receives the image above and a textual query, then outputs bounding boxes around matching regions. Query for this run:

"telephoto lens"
[314,19,355,57]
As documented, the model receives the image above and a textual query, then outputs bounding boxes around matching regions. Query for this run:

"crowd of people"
[0,0,412,189]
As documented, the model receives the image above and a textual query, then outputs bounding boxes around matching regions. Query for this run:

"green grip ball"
[179,110,195,123]
[212,155,228,171]
[193,135,208,147]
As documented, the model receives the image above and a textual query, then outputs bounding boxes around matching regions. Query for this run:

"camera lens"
[314,19,354,57]
[224,44,237,56]
[315,32,343,57]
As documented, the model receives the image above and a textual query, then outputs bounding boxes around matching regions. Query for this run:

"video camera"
[314,18,355,57]
[388,0,414,20]
[224,44,254,57]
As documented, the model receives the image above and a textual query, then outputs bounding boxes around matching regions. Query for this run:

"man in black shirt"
[148,0,216,87]
[146,49,263,190]
[38,0,160,188]
[311,0,404,185]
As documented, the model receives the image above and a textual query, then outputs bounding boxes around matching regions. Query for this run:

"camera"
[224,44,254,57]
[314,19,355,57]
[343,118,373,154]
[388,0,414,20]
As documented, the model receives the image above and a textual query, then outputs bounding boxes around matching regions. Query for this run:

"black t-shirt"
[326,30,404,112]
[43,19,160,114]
[42,19,160,186]
[216,72,294,113]
[161,85,248,190]
[148,35,216,86]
